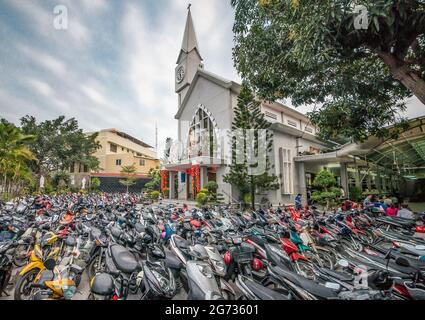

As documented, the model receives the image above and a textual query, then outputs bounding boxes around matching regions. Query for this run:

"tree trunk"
[250,175,255,210]
[376,50,425,105]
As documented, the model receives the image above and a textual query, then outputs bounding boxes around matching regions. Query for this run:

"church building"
[162,8,329,206]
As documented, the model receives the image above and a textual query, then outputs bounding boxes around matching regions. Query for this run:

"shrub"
[91,177,101,191]
[349,186,363,202]
[196,192,208,207]
[204,181,218,194]
[311,169,340,209]
[151,190,160,200]
[243,193,252,207]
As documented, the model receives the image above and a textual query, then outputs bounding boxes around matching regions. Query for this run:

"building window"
[84,165,88,173]
[188,107,216,158]
[122,147,125,151]
[305,126,313,133]
[279,148,293,194]
[287,120,297,128]
[70,162,75,173]
[116,159,122,166]
[139,159,145,166]
[181,173,186,183]
[110,143,117,153]
[265,111,277,120]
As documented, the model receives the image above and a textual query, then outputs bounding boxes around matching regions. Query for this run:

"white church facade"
[162,8,328,206]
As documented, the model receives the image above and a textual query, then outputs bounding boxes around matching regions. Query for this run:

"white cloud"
[25,78,54,97]
[80,84,108,105]
[18,44,67,77]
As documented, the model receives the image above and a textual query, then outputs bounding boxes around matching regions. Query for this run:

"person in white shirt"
[397,203,414,220]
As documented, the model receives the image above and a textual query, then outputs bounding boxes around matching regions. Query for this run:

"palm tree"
[0,119,36,199]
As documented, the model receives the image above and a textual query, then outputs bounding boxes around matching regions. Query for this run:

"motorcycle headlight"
[151,270,170,291]
[198,264,214,278]
[213,260,226,273]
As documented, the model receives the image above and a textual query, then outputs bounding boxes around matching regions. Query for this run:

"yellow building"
[91,128,159,175]
[69,129,160,192]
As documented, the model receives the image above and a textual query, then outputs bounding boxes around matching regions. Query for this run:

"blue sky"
[0,0,423,155]
[0,0,238,152]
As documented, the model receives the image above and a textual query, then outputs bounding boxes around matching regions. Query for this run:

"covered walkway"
[295,116,425,204]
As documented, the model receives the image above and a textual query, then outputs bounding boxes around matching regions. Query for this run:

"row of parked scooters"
[1,193,425,300]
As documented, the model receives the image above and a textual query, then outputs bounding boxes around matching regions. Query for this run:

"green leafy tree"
[0,119,36,199]
[223,84,279,209]
[311,168,341,209]
[231,0,425,141]
[145,167,161,191]
[119,164,137,193]
[20,116,100,185]
[91,177,101,191]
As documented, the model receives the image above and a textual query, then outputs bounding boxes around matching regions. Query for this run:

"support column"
[169,171,175,200]
[376,169,382,194]
[297,162,307,206]
[381,171,387,193]
[340,162,349,197]
[200,167,208,189]
[354,167,361,191]
[366,172,372,191]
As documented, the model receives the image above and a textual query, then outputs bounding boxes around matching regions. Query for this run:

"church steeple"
[177,5,202,64]
[175,5,204,106]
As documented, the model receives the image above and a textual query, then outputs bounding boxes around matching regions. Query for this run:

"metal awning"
[295,116,425,179]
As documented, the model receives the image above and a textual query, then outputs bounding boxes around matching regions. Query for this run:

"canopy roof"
[295,116,425,179]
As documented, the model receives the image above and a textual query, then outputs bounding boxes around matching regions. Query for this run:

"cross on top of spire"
[176,4,202,63]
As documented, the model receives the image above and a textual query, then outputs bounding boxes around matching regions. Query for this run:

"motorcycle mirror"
[44,258,56,271]
[337,259,349,268]
[395,257,410,268]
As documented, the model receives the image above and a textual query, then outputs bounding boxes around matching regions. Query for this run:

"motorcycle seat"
[174,237,190,250]
[269,265,339,299]
[318,267,354,282]
[239,275,290,300]
[110,244,139,274]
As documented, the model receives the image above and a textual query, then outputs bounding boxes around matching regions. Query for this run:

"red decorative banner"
[191,165,201,197]
[161,170,168,191]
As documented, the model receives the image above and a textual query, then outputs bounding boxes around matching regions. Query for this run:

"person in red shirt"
[386,203,398,217]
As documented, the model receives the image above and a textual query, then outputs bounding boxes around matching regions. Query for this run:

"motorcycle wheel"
[13,244,30,267]
[14,269,39,301]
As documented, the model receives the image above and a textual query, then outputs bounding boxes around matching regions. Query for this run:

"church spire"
[177,4,202,63]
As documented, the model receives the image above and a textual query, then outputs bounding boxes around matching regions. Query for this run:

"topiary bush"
[311,168,341,210]
[196,192,208,207]
[151,190,160,200]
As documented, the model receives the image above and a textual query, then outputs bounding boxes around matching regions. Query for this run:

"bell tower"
[175,4,203,107]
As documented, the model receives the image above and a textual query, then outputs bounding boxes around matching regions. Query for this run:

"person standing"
[295,193,302,211]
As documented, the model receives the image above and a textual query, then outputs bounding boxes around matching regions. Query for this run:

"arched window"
[188,106,217,158]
